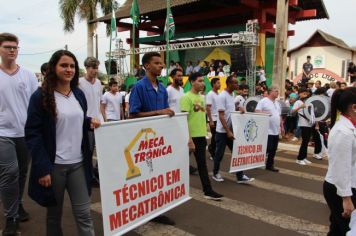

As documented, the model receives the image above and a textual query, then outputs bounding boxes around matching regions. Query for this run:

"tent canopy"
[200,48,231,66]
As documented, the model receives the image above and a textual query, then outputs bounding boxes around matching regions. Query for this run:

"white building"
[288,30,356,84]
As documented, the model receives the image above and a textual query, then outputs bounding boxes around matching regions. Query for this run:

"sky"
[0,0,355,74]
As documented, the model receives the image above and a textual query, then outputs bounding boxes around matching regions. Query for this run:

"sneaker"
[291,137,298,141]
[313,153,323,160]
[304,159,312,164]
[296,160,307,165]
[3,218,19,236]
[209,156,214,161]
[212,173,224,182]
[204,190,223,201]
[18,203,29,222]
[151,215,175,225]
[237,175,255,184]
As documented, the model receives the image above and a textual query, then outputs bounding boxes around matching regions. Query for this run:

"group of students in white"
[1,32,356,236]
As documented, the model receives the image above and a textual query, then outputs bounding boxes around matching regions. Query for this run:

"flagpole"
[132,22,135,76]
[166,0,170,81]
[108,24,113,76]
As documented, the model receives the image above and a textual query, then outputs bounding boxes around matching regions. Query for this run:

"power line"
[19,48,62,56]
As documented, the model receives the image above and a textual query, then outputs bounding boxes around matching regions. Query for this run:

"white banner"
[95,114,191,236]
[229,112,269,173]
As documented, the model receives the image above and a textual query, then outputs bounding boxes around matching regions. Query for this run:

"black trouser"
[297,126,321,160]
[323,181,356,236]
[214,132,244,180]
[208,121,217,158]
[266,135,279,169]
[285,116,297,134]
[192,137,213,193]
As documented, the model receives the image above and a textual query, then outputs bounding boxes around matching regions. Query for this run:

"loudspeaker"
[105,60,118,75]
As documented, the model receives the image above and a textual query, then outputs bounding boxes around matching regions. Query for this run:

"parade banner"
[95,114,191,236]
[229,112,269,173]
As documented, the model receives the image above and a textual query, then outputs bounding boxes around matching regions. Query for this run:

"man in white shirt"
[206,78,220,160]
[78,57,103,185]
[193,60,201,73]
[212,76,254,183]
[101,80,123,121]
[255,86,283,172]
[234,84,249,111]
[167,68,184,113]
[0,33,38,234]
[185,61,194,76]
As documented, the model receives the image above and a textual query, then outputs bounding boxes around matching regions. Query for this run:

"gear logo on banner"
[244,119,258,142]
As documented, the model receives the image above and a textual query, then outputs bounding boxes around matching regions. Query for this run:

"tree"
[59,0,118,57]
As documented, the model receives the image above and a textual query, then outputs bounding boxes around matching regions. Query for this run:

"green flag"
[111,8,117,40]
[165,6,175,40]
[130,0,140,27]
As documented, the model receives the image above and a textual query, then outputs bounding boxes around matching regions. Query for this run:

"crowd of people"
[1,32,356,236]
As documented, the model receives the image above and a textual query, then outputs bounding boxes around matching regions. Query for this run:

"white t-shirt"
[208,71,216,77]
[258,69,266,83]
[255,97,281,135]
[78,77,103,121]
[54,91,83,164]
[125,92,130,104]
[292,100,310,127]
[234,95,246,109]
[217,72,225,77]
[206,90,219,122]
[167,85,184,113]
[327,88,335,98]
[102,91,122,120]
[0,66,38,137]
[216,90,235,133]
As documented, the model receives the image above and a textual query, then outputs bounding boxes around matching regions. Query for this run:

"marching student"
[167,68,184,113]
[212,75,254,183]
[0,32,38,235]
[206,78,221,160]
[292,87,322,165]
[78,57,103,186]
[101,80,124,122]
[129,52,175,225]
[323,87,356,236]
[255,86,283,172]
[25,50,100,236]
[180,73,223,200]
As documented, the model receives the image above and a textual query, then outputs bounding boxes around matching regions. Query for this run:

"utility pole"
[64,44,68,50]
[272,0,289,95]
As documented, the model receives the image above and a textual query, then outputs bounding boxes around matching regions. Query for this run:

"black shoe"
[150,215,175,225]
[189,165,198,175]
[3,218,19,236]
[266,167,279,172]
[18,204,29,222]
[204,190,223,201]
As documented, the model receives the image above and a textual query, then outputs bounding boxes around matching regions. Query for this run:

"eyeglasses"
[1,46,19,51]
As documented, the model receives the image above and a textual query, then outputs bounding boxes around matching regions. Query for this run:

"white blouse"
[325,115,356,197]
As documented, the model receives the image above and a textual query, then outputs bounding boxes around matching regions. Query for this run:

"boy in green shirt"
[180,72,223,200]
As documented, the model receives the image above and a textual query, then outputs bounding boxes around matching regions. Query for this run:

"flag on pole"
[130,0,140,27]
[111,7,117,40]
[165,6,175,40]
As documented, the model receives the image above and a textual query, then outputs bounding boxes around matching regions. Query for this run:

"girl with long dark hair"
[25,50,100,236]
[324,87,356,235]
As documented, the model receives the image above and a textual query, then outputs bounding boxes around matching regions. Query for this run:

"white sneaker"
[313,153,323,160]
[296,160,307,165]
[212,173,224,182]
[291,137,299,141]
[209,156,214,161]
[304,159,312,164]
[237,175,255,184]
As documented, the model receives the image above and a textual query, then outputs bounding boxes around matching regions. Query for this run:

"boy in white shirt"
[101,80,123,121]
[206,78,221,160]
[0,32,38,234]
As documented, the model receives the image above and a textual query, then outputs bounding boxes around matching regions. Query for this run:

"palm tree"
[59,0,117,57]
